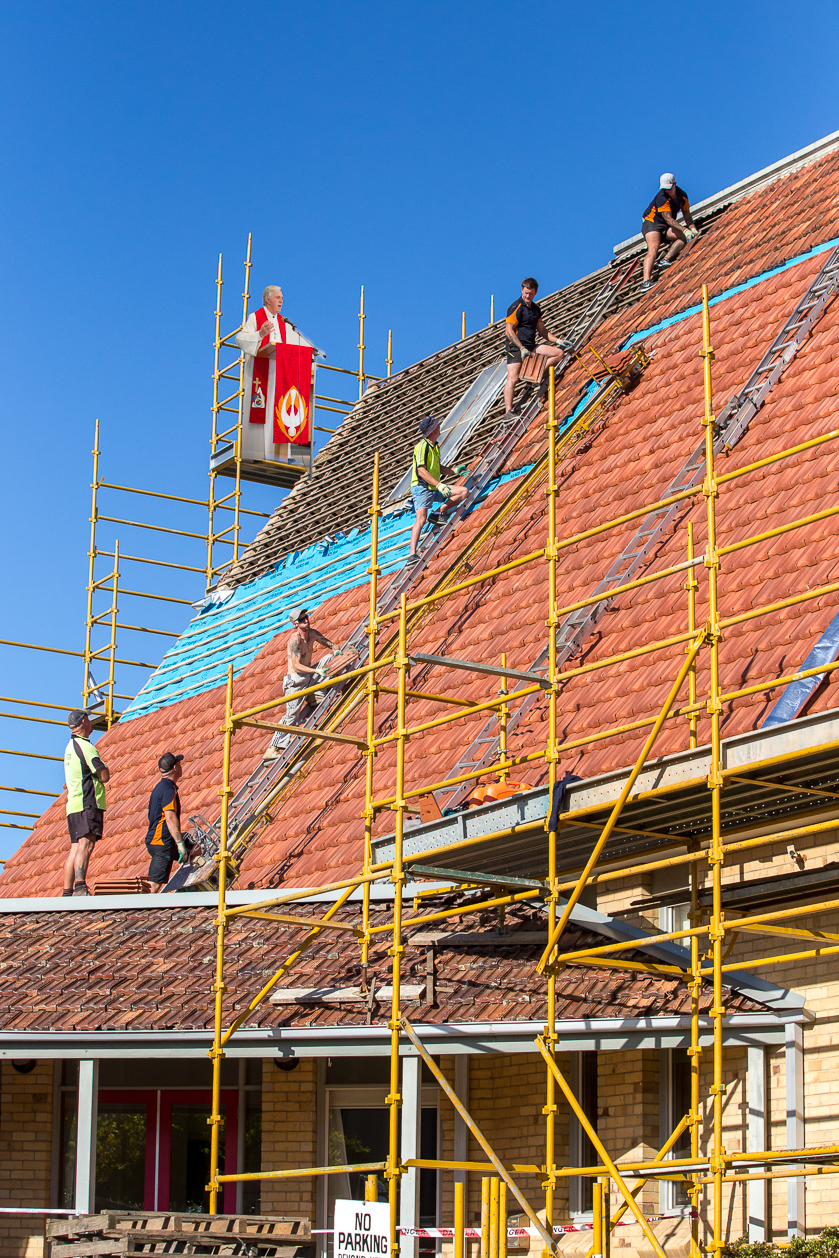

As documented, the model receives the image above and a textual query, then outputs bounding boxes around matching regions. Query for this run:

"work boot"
[61,889,73,898]
[404,553,421,567]
[262,744,286,763]
[72,881,91,897]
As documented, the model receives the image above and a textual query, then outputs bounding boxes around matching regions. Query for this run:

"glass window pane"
[327,1107,390,1219]
[326,1106,439,1228]
[419,1108,438,1227]
[98,1059,238,1089]
[169,1104,225,1214]
[243,1093,262,1216]
[58,1092,77,1208]
[96,1103,148,1212]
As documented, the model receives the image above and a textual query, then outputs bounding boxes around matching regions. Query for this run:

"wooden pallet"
[47,1212,312,1257]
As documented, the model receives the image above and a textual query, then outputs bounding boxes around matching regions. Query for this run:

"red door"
[98,1089,239,1214]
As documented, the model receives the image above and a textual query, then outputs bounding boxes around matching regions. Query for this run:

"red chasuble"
[246,309,312,446]
[274,340,313,445]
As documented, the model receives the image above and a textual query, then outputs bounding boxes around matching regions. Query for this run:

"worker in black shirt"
[503,278,568,415]
[145,751,188,892]
[641,173,700,291]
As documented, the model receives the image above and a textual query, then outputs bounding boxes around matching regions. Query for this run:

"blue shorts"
[411,484,446,512]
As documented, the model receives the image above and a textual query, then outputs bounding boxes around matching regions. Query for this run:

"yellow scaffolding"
[0,243,395,840]
[202,281,839,1252]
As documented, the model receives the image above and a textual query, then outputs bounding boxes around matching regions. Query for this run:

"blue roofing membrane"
[122,457,551,722]
[125,236,832,724]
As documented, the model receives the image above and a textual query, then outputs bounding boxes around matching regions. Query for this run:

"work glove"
[683,227,699,242]
[177,842,189,864]
[456,464,470,477]
[437,482,452,500]
[518,346,530,359]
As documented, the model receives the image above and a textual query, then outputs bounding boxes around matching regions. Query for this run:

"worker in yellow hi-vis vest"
[62,710,110,897]
[406,415,469,566]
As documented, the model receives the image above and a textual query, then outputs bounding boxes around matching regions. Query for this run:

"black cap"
[158,752,184,772]
[67,709,88,728]
[419,415,439,437]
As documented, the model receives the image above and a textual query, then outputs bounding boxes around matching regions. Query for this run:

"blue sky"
[1,0,837,857]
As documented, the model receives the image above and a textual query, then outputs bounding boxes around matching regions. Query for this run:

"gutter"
[0,1012,804,1060]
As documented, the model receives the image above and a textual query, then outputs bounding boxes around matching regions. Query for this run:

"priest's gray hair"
[263,285,283,303]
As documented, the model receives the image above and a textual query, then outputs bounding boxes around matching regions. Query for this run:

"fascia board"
[0,1012,801,1060]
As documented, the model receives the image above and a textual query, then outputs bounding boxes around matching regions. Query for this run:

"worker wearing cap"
[62,709,110,897]
[406,415,470,566]
[264,609,359,760]
[641,174,700,290]
[503,277,569,416]
[145,752,188,892]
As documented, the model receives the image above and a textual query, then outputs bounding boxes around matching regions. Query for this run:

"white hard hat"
[660,172,676,189]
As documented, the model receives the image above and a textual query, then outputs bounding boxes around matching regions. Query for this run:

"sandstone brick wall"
[0,1060,53,1258]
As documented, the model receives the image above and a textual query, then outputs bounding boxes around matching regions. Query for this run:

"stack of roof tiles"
[3,140,839,899]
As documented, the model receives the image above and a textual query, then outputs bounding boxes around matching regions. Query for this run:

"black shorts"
[146,841,178,885]
[642,219,672,239]
[67,807,104,844]
[506,341,535,364]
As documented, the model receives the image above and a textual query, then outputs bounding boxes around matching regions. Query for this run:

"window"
[321,1058,440,1246]
[57,1058,262,1214]
[659,1048,692,1213]
[569,1053,598,1217]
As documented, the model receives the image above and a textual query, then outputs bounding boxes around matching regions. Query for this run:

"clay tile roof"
[2,145,839,898]
[0,903,766,1034]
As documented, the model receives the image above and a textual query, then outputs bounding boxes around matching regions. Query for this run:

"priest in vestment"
[236,286,320,462]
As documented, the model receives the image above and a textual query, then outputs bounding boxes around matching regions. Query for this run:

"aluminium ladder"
[437,243,839,811]
[179,256,642,884]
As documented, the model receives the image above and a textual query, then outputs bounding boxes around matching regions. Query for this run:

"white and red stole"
[246,309,312,446]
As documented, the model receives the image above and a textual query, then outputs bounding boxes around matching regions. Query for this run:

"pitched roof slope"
[222,263,625,590]
[2,142,839,898]
[0,903,765,1033]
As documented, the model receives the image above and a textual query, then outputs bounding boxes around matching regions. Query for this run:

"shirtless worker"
[641,173,700,291]
[503,277,569,416]
[263,608,359,759]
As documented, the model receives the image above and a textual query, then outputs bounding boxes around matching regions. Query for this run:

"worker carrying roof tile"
[145,751,189,893]
[641,173,701,292]
[62,709,110,897]
[263,608,359,762]
[503,277,570,416]
[406,415,470,567]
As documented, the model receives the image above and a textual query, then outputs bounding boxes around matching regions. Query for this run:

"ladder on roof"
[436,242,839,811]
[178,256,642,885]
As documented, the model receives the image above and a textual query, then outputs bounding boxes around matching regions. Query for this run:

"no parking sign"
[334,1200,391,1258]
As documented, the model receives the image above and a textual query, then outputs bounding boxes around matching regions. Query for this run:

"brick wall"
[260,1057,318,1220]
[0,1060,53,1258]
